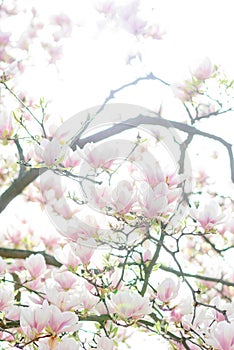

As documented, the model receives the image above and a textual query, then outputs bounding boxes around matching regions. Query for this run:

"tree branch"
[0,247,61,267]
[159,264,234,287]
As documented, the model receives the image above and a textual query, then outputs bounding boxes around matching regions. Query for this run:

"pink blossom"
[97,336,114,350]
[38,335,79,350]
[71,238,96,265]
[110,290,152,320]
[0,32,11,46]
[0,115,13,140]
[47,304,79,334]
[62,147,81,168]
[111,180,135,214]
[84,182,111,210]
[122,14,147,36]
[5,305,21,321]
[95,0,116,16]
[157,278,180,303]
[142,162,164,188]
[51,198,78,219]
[210,296,234,322]
[54,270,79,290]
[117,0,140,22]
[193,57,215,80]
[34,138,68,166]
[60,216,98,241]
[171,80,200,101]
[207,321,234,350]
[54,243,80,269]
[56,336,80,350]
[144,24,166,40]
[81,142,117,169]
[0,287,14,311]
[78,287,98,310]
[20,303,50,339]
[24,254,47,279]
[39,172,65,200]
[46,287,80,311]
[191,200,225,231]
[138,182,168,218]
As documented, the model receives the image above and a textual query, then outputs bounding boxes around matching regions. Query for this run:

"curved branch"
[78,115,234,182]
[0,168,41,214]
[0,247,61,268]
[159,264,234,287]
[1,247,234,288]
[1,114,233,214]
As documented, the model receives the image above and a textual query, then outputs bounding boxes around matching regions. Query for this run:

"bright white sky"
[3,0,234,349]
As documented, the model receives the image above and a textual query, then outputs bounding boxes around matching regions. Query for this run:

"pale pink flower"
[24,254,47,279]
[110,290,152,320]
[46,287,80,311]
[122,14,147,35]
[78,287,98,311]
[59,215,99,241]
[193,57,215,80]
[40,232,61,251]
[171,81,198,102]
[5,305,21,321]
[142,162,164,188]
[81,142,117,169]
[71,238,96,265]
[38,335,79,350]
[143,248,153,262]
[95,0,116,16]
[51,198,77,219]
[0,287,14,311]
[20,303,50,339]
[117,0,140,22]
[167,294,193,322]
[62,147,81,168]
[0,115,13,140]
[54,270,79,290]
[34,138,68,166]
[210,296,234,322]
[0,32,11,45]
[144,23,166,40]
[207,321,234,350]
[97,336,114,350]
[84,182,111,210]
[56,336,80,350]
[54,243,80,269]
[138,182,168,218]
[40,172,65,200]
[108,269,123,290]
[157,278,180,303]
[111,180,135,214]
[47,304,79,333]
[191,200,225,230]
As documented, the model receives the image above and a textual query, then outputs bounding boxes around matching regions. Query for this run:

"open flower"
[71,238,96,265]
[34,138,68,166]
[111,180,135,214]
[191,200,225,231]
[138,182,168,218]
[20,303,50,339]
[47,304,79,333]
[207,321,234,350]
[193,57,215,80]
[110,290,152,320]
[24,254,47,279]
[97,336,114,350]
